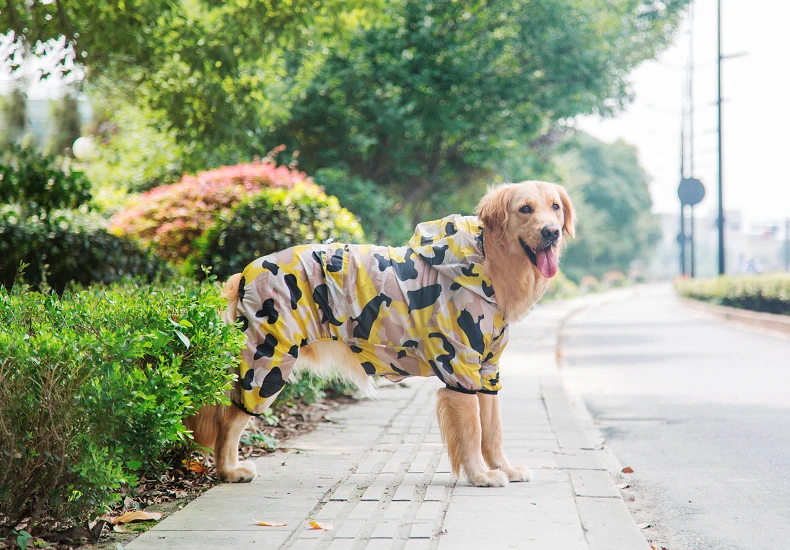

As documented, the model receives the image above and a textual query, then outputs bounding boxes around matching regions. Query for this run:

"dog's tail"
[295,340,377,399]
[221,273,243,326]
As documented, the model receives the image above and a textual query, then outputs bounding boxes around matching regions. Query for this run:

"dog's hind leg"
[214,390,283,482]
[436,388,508,487]
[213,403,258,482]
[478,392,532,482]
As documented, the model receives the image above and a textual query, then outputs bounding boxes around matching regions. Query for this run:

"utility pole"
[785,219,790,272]
[679,111,687,276]
[690,206,696,277]
[716,0,726,275]
[688,0,696,278]
[689,0,695,177]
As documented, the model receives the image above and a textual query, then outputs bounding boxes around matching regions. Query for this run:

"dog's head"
[477,181,576,279]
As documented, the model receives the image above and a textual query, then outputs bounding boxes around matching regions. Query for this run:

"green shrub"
[191,184,364,280]
[0,144,91,217]
[313,167,410,244]
[0,145,167,292]
[0,208,171,293]
[543,271,579,302]
[579,275,600,292]
[675,274,790,315]
[110,160,314,264]
[0,280,245,530]
[602,270,628,288]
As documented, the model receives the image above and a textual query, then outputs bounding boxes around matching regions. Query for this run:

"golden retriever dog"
[185,180,575,486]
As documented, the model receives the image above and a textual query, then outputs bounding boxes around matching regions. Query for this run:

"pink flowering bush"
[110,160,314,263]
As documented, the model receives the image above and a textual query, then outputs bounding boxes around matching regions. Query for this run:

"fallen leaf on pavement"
[182,459,208,474]
[255,521,289,527]
[622,466,634,473]
[111,511,163,525]
[308,521,334,531]
[639,522,652,529]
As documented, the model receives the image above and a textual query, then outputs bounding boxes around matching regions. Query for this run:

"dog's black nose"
[541,225,560,243]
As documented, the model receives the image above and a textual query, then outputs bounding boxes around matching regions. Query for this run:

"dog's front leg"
[478,392,532,482]
[436,388,508,487]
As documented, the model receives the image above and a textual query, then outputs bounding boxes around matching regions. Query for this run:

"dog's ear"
[557,185,576,239]
[477,184,515,241]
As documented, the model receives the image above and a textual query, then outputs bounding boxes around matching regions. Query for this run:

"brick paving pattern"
[127,293,648,550]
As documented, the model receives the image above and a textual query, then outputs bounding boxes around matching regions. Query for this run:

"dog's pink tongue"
[536,248,558,278]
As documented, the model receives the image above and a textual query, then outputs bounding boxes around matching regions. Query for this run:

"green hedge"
[109,160,314,264]
[313,167,410,244]
[0,208,171,293]
[0,144,91,215]
[542,271,579,302]
[0,280,245,530]
[0,144,169,293]
[191,184,364,280]
[675,274,790,315]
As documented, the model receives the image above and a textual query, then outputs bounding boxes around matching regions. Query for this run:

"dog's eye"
[519,205,532,214]
[552,203,560,211]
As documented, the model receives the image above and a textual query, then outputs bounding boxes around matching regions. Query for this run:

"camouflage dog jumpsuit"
[234,214,508,413]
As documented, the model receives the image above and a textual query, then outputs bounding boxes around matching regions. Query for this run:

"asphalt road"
[560,284,790,550]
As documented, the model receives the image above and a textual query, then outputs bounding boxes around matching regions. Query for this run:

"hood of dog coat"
[408,214,497,306]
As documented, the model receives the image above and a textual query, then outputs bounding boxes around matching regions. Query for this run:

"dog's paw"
[468,468,509,487]
[503,465,533,482]
[218,460,257,483]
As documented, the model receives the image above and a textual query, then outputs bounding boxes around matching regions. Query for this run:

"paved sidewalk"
[127,294,648,550]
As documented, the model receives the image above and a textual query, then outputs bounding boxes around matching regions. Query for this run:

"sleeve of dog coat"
[479,324,508,394]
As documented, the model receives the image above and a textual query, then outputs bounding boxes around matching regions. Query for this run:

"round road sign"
[678,177,705,206]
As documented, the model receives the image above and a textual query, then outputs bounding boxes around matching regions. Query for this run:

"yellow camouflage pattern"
[235,214,508,412]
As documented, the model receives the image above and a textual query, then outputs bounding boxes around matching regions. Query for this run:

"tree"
[44,94,81,156]
[268,0,688,226]
[0,88,27,147]
[555,132,660,281]
[1,0,368,165]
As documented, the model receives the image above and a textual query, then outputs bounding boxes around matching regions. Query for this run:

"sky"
[577,0,790,226]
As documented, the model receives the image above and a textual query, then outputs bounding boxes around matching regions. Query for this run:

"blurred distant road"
[560,284,790,550]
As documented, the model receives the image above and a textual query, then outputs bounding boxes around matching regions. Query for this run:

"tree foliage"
[44,95,82,156]
[556,132,660,281]
[0,89,27,147]
[1,0,368,164]
[3,0,686,269]
[312,167,411,244]
[269,0,688,224]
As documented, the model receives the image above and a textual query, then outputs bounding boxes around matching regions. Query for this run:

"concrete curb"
[544,290,652,550]
[678,296,790,338]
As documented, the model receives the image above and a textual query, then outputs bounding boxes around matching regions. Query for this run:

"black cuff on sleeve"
[231,400,263,417]
[478,389,499,395]
[444,385,477,395]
